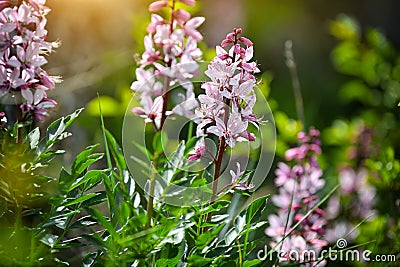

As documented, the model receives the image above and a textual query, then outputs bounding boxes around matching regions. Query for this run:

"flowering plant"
[0,1,399,266]
[266,128,328,266]
[0,0,59,123]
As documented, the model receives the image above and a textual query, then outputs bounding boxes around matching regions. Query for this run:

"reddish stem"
[210,137,226,203]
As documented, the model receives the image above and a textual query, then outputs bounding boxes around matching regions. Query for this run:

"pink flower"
[147,14,164,34]
[208,111,248,148]
[173,9,190,24]
[130,67,162,97]
[229,162,253,190]
[274,162,294,186]
[222,79,255,100]
[239,36,253,47]
[132,95,171,129]
[187,138,206,161]
[0,0,59,121]
[131,0,204,126]
[266,127,328,266]
[20,88,56,121]
[0,0,14,12]
[140,35,161,66]
[181,16,205,41]
[172,89,198,119]
[265,212,292,238]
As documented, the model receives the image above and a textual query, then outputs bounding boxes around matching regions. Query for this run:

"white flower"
[130,68,162,97]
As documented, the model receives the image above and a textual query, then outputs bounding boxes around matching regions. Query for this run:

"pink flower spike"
[148,0,168,12]
[179,0,195,6]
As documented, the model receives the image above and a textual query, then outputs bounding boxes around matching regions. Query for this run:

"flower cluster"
[186,28,259,192]
[266,128,328,266]
[0,0,60,121]
[131,0,204,130]
[194,28,259,148]
[325,127,376,242]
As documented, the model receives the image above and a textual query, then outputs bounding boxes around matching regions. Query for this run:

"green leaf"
[40,233,58,247]
[70,215,98,229]
[82,252,99,267]
[187,255,212,267]
[132,140,153,160]
[153,131,167,155]
[162,140,186,185]
[81,191,107,207]
[37,108,83,156]
[68,170,107,192]
[28,127,40,149]
[71,145,103,175]
[87,207,118,239]
[244,196,269,224]
[62,193,102,207]
[243,259,262,267]
[197,200,230,215]
[196,223,226,251]
[82,252,100,267]
[105,129,126,171]
[44,108,83,147]
[156,245,182,267]
[54,240,85,249]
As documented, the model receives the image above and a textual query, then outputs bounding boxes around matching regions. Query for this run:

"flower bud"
[179,0,195,6]
[239,36,253,46]
[148,0,168,12]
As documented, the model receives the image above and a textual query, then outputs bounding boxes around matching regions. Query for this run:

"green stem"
[146,151,158,227]
[285,40,306,129]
